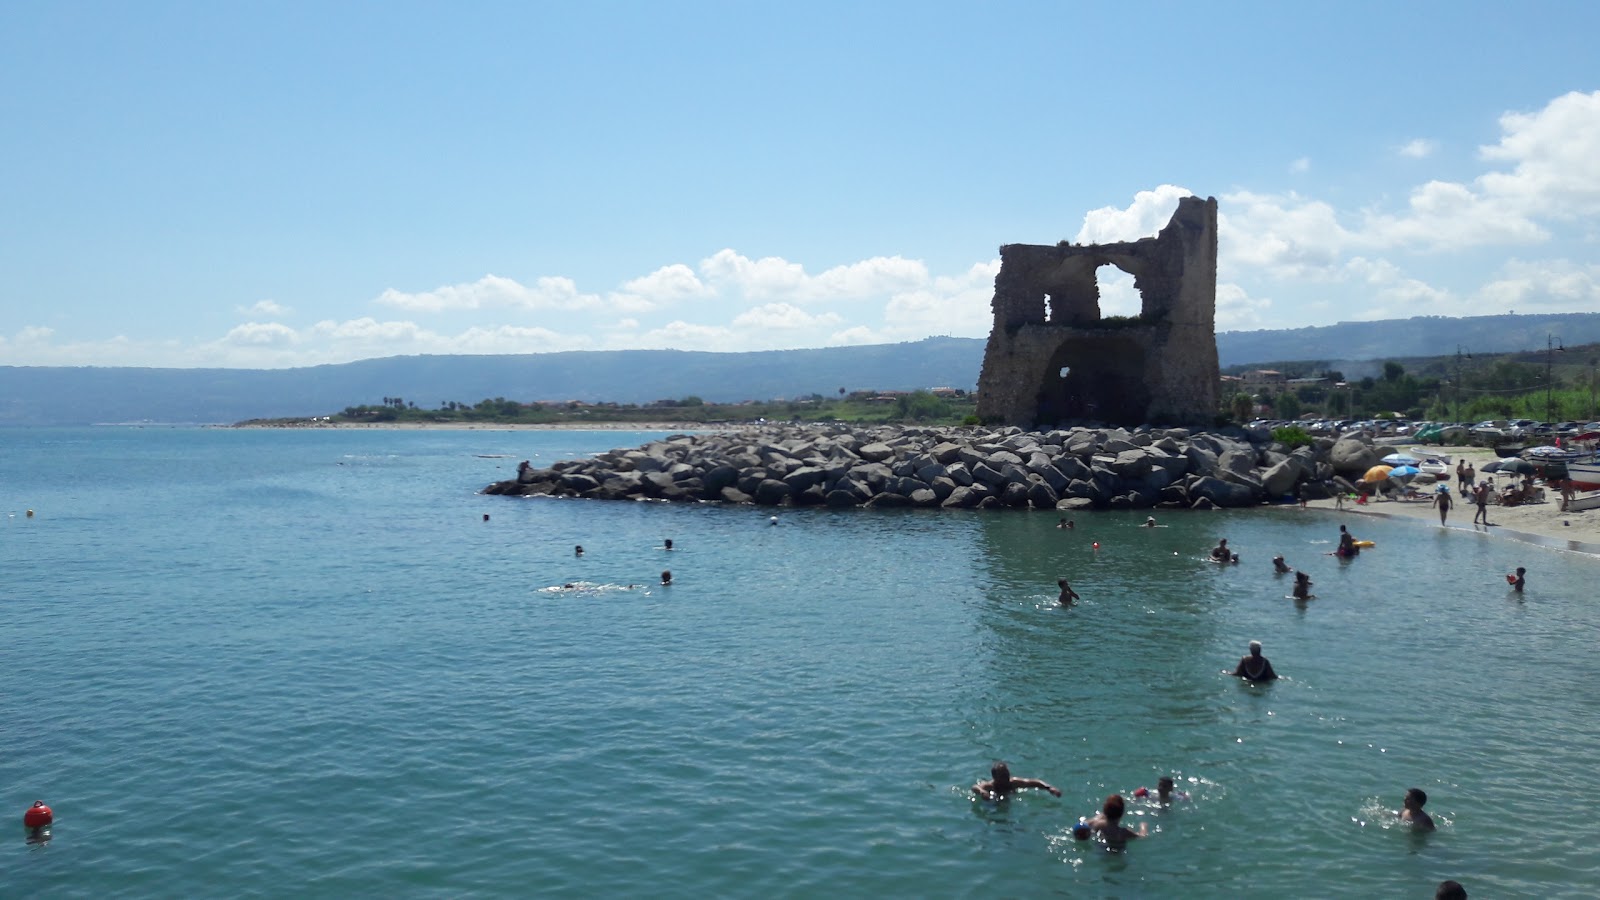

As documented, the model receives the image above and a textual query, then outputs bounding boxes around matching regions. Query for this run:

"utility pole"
[1545,334,1565,423]
[1454,345,1470,423]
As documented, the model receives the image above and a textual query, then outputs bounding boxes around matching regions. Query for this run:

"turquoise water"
[5,427,1599,897]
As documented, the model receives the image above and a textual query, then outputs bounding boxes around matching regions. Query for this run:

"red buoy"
[23,801,52,829]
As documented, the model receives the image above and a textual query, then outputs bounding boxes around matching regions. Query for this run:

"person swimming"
[1272,555,1292,574]
[1210,538,1230,562]
[971,762,1061,801]
[1143,516,1158,528]
[660,570,672,586]
[1133,776,1189,804]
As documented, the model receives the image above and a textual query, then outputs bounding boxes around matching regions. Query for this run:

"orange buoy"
[23,801,52,829]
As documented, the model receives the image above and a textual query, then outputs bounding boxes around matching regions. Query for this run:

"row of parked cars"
[1251,418,1600,445]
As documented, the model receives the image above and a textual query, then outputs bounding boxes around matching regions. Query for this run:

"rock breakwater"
[485,425,1398,511]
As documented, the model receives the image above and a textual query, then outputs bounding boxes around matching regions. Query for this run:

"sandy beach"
[1303,444,1600,553]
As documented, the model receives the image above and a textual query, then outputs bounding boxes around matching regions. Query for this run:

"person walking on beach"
[1463,461,1475,492]
[1057,578,1080,606]
[972,762,1061,800]
[1472,482,1491,525]
[1226,640,1278,681]
[1432,486,1452,525]
[1455,460,1465,491]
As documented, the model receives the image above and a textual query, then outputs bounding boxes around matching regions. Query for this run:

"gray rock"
[858,442,896,462]
[941,485,981,508]
[1261,458,1304,497]
[1026,480,1059,509]
[1189,475,1255,508]
[1330,438,1380,475]
[753,479,791,505]
[1000,482,1031,507]
[824,489,860,508]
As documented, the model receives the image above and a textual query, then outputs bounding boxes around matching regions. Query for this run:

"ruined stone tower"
[975,196,1220,427]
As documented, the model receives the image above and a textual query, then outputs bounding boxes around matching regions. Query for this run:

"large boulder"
[1189,475,1256,508]
[1261,458,1304,497]
[1329,438,1380,475]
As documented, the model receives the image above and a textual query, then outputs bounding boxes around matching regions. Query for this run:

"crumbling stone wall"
[976,196,1220,426]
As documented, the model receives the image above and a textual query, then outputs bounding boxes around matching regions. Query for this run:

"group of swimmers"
[971,761,1443,856]
[556,538,676,589]
[970,763,1175,849]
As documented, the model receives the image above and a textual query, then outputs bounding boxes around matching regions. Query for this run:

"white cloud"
[731,303,842,330]
[634,320,736,351]
[1478,89,1600,218]
[17,326,55,342]
[375,274,601,312]
[224,322,297,347]
[1214,282,1273,330]
[1217,191,1353,279]
[1398,138,1436,159]
[1474,259,1600,312]
[697,250,927,304]
[827,325,883,345]
[1075,184,1193,243]
[239,299,291,317]
[1290,157,1311,173]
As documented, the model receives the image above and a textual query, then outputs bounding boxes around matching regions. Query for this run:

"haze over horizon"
[4,2,1598,370]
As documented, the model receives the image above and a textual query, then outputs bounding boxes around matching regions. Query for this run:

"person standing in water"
[1400,787,1436,831]
[1057,578,1080,606]
[1087,794,1148,847]
[1272,555,1292,574]
[1292,572,1313,600]
[1226,640,1279,681]
[1508,566,1526,592]
[971,762,1061,800]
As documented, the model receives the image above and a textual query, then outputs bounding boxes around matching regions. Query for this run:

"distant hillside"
[5,313,1598,426]
[0,338,987,426]
[1215,313,1600,368]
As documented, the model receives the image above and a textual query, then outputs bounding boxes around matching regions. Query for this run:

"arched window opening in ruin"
[1095,264,1142,319]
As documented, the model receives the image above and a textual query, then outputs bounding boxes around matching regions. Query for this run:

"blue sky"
[3,1,1598,368]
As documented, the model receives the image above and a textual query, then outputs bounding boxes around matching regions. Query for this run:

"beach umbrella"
[1480,460,1504,473]
[1363,465,1395,483]
[1388,465,1421,481]
[1499,459,1536,475]
[1381,453,1420,466]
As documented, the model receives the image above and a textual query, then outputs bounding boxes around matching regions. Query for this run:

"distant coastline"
[226,420,722,432]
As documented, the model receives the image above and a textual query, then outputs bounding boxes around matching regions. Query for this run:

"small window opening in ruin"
[1095,264,1141,318]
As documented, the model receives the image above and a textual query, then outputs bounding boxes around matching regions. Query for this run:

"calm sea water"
[5,426,1599,897]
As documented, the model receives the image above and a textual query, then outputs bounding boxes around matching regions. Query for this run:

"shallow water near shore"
[5,427,1599,897]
